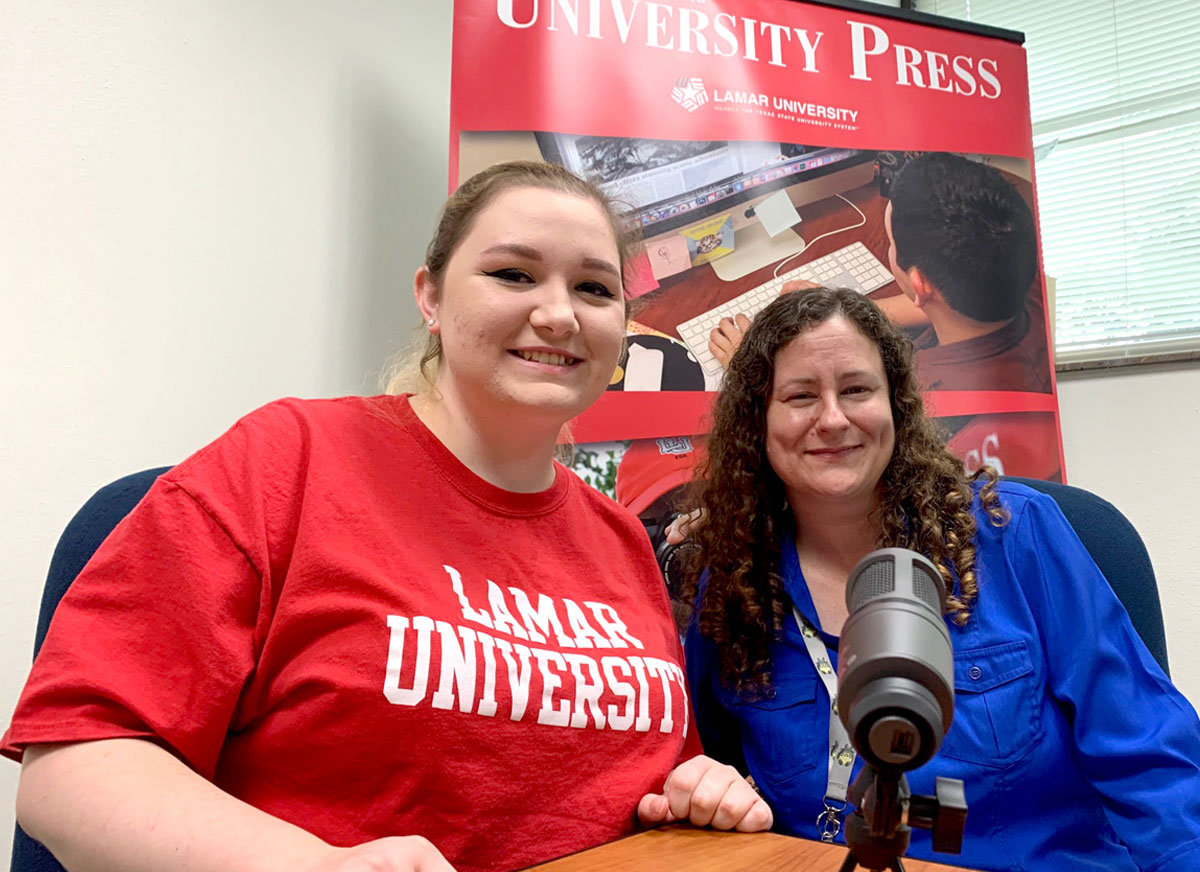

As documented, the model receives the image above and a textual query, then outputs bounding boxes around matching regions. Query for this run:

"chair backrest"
[13,467,169,872]
[1004,476,1170,677]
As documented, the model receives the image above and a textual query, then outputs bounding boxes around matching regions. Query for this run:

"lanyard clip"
[816,798,846,842]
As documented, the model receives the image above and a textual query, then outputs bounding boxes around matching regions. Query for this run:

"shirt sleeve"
[3,475,267,781]
[1010,492,1200,870]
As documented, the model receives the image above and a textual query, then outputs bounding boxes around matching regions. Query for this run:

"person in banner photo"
[679,287,1200,871]
[882,152,1051,395]
[4,161,771,872]
[707,152,1052,395]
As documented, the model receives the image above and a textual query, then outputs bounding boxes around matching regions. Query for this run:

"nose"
[529,279,580,338]
[816,394,850,432]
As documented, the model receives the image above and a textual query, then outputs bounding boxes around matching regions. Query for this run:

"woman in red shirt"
[6,161,769,872]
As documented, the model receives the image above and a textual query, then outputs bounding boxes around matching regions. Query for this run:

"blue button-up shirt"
[685,482,1200,871]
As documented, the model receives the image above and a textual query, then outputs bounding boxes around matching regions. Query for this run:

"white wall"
[1056,366,1200,704]
[1,0,452,859]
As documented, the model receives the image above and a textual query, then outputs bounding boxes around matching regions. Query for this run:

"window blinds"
[913,0,1200,363]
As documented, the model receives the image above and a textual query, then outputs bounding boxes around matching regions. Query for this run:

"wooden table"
[528,826,975,871]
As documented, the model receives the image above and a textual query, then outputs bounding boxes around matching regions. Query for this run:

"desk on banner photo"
[527,825,978,871]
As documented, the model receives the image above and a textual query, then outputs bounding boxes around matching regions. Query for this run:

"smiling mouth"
[808,446,861,456]
[511,350,581,367]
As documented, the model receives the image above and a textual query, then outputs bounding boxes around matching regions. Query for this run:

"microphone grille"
[846,550,948,614]
[849,559,895,612]
[912,562,944,613]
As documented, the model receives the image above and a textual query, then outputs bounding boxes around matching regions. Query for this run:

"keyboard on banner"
[676,241,895,376]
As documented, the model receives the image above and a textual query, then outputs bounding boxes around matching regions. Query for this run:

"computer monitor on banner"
[535,133,877,279]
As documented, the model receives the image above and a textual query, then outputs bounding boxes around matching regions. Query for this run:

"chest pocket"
[938,640,1041,768]
[720,675,822,786]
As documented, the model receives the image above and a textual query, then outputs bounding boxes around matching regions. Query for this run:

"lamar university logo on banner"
[671,76,708,112]
[670,72,860,131]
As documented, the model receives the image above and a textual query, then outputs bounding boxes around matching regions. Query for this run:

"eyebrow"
[582,257,622,279]
[481,244,621,280]
[482,243,541,260]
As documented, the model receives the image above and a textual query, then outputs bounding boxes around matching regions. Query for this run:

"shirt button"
[968,666,983,681]
[767,688,778,699]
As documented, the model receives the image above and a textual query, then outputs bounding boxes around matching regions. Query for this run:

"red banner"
[450,0,1064,494]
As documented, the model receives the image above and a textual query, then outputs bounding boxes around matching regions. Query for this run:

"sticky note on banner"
[682,213,735,266]
[623,248,660,299]
[754,189,802,237]
[648,235,691,280]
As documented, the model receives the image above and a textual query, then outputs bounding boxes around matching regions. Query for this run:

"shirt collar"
[781,533,840,649]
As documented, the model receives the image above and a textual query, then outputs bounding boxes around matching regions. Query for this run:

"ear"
[413,265,440,334]
[905,266,937,308]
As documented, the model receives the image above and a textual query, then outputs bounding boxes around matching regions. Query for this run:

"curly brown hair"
[683,287,1006,692]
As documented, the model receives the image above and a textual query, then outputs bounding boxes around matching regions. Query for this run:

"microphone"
[833,548,968,871]
[838,547,955,771]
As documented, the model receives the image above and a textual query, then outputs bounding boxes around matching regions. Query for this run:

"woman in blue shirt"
[682,287,1200,871]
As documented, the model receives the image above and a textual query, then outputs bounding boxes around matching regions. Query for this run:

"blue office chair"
[12,467,170,872]
[1005,476,1170,677]
[10,468,1170,871]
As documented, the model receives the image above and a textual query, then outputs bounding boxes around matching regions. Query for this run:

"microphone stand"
[837,767,967,872]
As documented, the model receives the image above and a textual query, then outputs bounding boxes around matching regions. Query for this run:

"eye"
[576,280,617,299]
[484,268,534,284]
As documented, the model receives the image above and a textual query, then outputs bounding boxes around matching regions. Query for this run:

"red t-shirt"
[4,395,700,871]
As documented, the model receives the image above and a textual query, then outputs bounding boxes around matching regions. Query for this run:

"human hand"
[637,755,773,832]
[307,837,456,872]
[708,280,821,369]
[708,314,751,370]
[665,509,706,545]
